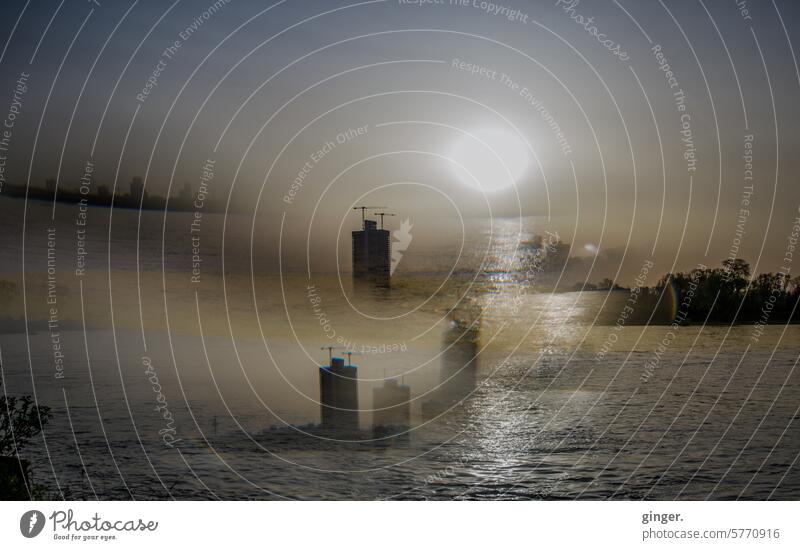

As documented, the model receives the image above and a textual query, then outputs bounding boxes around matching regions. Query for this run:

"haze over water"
[2,199,798,499]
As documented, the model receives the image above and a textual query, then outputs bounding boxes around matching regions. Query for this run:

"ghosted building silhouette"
[179,182,193,204]
[319,357,359,431]
[543,239,570,273]
[422,315,480,419]
[352,218,390,287]
[372,378,410,430]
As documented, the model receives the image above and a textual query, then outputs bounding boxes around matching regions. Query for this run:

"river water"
[1,197,798,499]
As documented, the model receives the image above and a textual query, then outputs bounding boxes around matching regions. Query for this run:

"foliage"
[1,385,51,456]
[656,259,799,324]
[0,376,52,499]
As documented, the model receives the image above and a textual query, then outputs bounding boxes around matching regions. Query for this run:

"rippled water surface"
[1,199,798,499]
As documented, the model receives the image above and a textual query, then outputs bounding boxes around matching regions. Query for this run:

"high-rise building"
[179,182,192,204]
[422,314,480,419]
[130,177,146,203]
[352,218,390,287]
[319,357,359,431]
[372,378,410,429]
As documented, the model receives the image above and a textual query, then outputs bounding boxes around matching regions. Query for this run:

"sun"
[449,128,531,193]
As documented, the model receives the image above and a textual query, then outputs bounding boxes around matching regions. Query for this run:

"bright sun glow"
[449,128,531,193]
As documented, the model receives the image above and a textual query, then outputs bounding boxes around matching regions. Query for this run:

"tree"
[788,276,800,295]
[1,387,50,456]
[597,278,614,291]
[0,377,51,499]
[722,258,750,292]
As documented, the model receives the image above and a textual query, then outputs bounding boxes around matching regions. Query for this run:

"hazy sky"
[2,0,800,279]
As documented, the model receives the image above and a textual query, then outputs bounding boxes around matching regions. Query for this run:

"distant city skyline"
[1,0,800,280]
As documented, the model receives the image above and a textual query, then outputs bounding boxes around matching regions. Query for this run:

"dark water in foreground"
[3,306,799,500]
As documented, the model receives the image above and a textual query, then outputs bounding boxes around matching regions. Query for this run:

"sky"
[1,0,800,281]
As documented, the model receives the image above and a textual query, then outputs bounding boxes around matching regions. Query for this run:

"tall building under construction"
[352,218,391,287]
[319,357,359,431]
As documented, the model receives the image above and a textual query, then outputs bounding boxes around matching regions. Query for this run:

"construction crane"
[320,345,340,364]
[343,351,361,366]
[353,206,386,224]
[374,212,395,229]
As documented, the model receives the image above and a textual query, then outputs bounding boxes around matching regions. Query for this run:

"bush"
[0,377,51,499]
